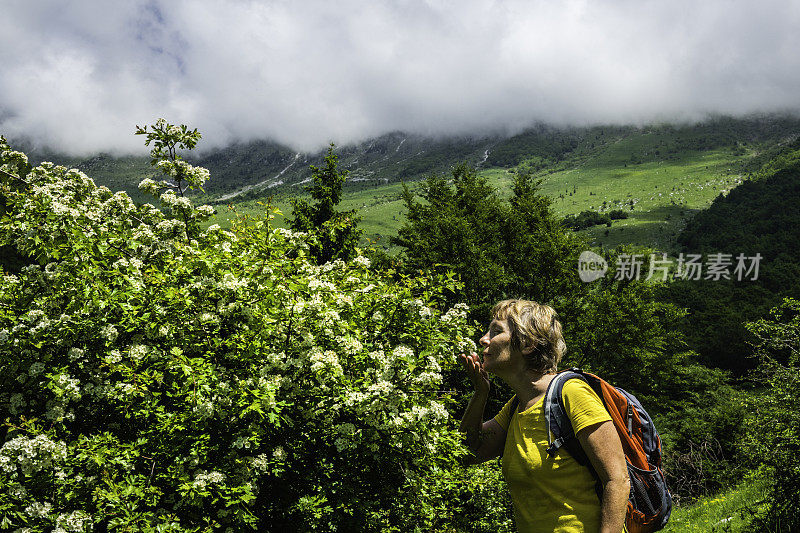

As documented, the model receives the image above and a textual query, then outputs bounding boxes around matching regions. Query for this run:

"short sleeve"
[562,379,611,434]
[492,396,517,430]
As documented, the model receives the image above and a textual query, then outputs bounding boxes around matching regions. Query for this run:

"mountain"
[660,140,800,374]
[14,132,501,203]
[195,132,500,202]
[10,114,800,206]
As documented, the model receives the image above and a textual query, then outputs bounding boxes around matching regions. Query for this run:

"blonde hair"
[491,299,566,373]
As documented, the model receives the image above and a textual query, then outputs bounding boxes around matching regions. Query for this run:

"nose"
[479,331,490,347]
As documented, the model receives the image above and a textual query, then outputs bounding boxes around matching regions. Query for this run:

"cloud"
[2,0,800,155]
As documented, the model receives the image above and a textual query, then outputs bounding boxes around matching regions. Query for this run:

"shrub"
[740,298,800,531]
[562,210,612,230]
[0,130,477,532]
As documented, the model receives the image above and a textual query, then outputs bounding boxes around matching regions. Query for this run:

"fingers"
[459,352,481,371]
[459,352,488,385]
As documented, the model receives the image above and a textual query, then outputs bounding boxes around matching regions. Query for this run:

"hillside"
[11,114,800,254]
[202,115,800,253]
[659,143,800,373]
[18,132,500,202]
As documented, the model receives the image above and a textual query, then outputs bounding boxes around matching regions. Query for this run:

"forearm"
[459,388,489,451]
[599,477,630,533]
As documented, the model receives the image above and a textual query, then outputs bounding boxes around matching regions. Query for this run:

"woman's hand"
[459,351,490,394]
[458,351,505,464]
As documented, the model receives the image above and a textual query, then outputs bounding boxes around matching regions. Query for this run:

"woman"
[459,299,629,533]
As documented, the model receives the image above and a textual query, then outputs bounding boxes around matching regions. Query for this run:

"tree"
[741,298,800,531]
[393,163,513,320]
[290,144,361,264]
[393,164,744,501]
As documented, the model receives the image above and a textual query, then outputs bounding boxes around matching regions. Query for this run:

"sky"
[2,0,800,155]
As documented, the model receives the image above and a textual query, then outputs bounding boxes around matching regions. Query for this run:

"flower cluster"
[156,159,210,189]
[0,435,67,477]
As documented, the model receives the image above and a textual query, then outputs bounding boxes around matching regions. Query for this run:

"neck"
[503,368,554,410]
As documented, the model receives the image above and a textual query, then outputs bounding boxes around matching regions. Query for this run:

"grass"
[663,473,770,533]
[208,145,750,252]
[34,124,760,256]
[193,127,773,258]
[534,143,752,252]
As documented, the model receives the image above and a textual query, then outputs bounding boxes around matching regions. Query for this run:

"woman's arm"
[576,420,630,533]
[459,352,507,464]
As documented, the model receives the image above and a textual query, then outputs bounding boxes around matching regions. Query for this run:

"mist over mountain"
[3,0,800,156]
[14,114,799,207]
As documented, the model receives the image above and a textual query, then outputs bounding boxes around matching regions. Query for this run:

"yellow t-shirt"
[493,379,612,533]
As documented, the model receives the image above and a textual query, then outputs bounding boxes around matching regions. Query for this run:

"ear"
[519,339,535,356]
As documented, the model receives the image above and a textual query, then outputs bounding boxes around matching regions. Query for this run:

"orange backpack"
[543,369,672,533]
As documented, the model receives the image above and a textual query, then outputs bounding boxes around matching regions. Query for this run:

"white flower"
[308,278,336,292]
[353,255,371,268]
[392,345,414,362]
[129,344,148,361]
[440,303,469,324]
[368,379,394,395]
[233,436,251,449]
[193,396,214,418]
[309,349,342,375]
[192,470,225,490]
[218,273,245,291]
[100,324,118,343]
[105,350,122,365]
[428,401,449,421]
[253,453,270,473]
[54,510,93,533]
[54,373,81,401]
[415,371,442,387]
[458,337,477,354]
[0,434,68,476]
[199,312,219,325]
[275,228,296,239]
[341,336,363,356]
[25,501,52,518]
[335,294,353,308]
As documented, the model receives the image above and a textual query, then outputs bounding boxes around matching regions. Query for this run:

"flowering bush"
[0,130,480,531]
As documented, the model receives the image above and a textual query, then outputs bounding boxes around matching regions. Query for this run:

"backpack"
[510,368,672,533]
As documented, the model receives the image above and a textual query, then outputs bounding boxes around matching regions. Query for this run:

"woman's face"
[479,318,515,374]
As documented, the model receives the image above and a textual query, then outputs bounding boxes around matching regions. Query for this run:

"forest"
[0,119,798,532]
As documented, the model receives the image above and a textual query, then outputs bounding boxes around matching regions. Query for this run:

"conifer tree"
[290,144,361,263]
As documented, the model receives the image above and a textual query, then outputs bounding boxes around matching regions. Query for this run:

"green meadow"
[663,473,771,533]
[207,137,751,256]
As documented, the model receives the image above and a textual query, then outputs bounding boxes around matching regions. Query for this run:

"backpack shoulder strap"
[544,369,587,458]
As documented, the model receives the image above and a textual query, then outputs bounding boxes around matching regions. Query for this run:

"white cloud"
[2,0,799,155]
